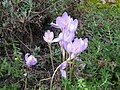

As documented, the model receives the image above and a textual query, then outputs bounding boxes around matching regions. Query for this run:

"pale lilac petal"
[43,36,48,42]
[60,70,67,78]
[56,17,65,28]
[70,53,76,59]
[50,22,60,28]
[66,42,73,53]
[25,54,37,67]
[44,32,47,37]
[52,38,61,42]
[65,38,88,56]
[60,61,67,78]
[74,38,84,52]
[59,41,63,47]
[58,33,63,39]
[83,38,88,47]
[25,53,30,62]
[63,31,75,42]
[67,19,78,32]
[81,38,88,52]
[51,32,54,39]
[62,12,68,18]
[51,12,74,31]
[74,19,78,26]
[73,19,78,30]
[60,61,67,70]
[52,33,63,42]
[26,56,37,65]
[63,41,68,50]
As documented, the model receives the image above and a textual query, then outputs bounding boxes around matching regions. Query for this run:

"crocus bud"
[25,53,37,67]
[60,61,68,78]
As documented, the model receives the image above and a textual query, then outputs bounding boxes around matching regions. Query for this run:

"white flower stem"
[68,54,73,82]
[50,64,61,90]
[48,43,55,71]
[24,77,27,90]
[61,47,65,62]
[50,58,71,90]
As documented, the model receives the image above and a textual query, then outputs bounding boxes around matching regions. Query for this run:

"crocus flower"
[25,53,37,67]
[53,31,75,48]
[51,12,78,33]
[43,30,54,43]
[60,61,68,78]
[66,38,88,59]
[51,12,72,31]
[43,30,59,43]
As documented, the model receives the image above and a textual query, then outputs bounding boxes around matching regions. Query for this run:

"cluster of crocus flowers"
[25,53,37,67]
[43,12,88,78]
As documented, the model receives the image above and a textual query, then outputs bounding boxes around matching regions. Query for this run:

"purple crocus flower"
[51,12,72,31]
[51,12,78,33]
[43,30,61,43]
[43,30,54,43]
[53,31,75,48]
[66,38,88,59]
[60,61,68,78]
[25,53,37,67]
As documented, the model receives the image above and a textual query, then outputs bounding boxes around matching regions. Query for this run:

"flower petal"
[60,61,68,70]
[66,42,73,53]
[25,55,37,67]
[60,70,67,78]
[25,53,30,62]
[50,22,60,28]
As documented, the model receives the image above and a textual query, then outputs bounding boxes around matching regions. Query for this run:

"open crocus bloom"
[25,53,37,67]
[43,30,54,43]
[51,12,72,31]
[60,61,68,78]
[43,30,61,43]
[66,38,88,59]
[51,12,78,33]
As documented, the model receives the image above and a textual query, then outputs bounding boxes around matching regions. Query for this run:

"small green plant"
[77,78,88,90]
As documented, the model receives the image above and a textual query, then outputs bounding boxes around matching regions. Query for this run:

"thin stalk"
[69,63,72,82]
[68,54,72,82]
[29,24,33,49]
[24,77,27,90]
[64,79,67,90]
[61,47,65,62]
[24,69,28,90]
[50,65,61,90]
[48,44,54,71]
[69,60,74,82]
[65,51,68,60]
